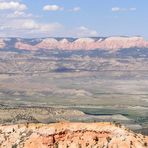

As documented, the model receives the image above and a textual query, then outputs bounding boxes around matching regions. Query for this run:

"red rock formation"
[0,122,147,148]
[15,37,148,51]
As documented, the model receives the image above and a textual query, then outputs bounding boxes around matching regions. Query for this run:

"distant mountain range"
[0,36,148,52]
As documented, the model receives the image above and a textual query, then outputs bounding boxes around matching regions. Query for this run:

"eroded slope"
[0,122,148,148]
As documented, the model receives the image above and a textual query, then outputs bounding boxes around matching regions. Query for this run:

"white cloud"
[0,18,63,37]
[112,7,136,12]
[129,8,136,11]
[43,5,64,11]
[0,1,33,18]
[0,1,64,37]
[112,7,122,12]
[70,26,98,37]
[21,20,39,30]
[21,20,62,32]
[5,11,33,18]
[0,1,27,11]
[70,7,80,12]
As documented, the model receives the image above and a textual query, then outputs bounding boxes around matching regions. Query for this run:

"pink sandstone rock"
[0,122,147,148]
[14,37,148,51]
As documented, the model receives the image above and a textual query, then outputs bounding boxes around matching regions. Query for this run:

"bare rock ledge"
[0,122,148,148]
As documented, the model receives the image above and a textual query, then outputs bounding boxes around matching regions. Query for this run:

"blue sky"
[0,0,148,39]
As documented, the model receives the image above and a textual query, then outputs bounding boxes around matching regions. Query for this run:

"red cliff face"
[14,37,148,51]
[0,122,147,148]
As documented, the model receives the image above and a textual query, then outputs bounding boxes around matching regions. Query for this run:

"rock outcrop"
[0,122,147,148]
[14,36,148,51]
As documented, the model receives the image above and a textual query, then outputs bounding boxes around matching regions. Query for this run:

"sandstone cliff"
[14,37,148,51]
[0,122,147,148]
[1,36,148,51]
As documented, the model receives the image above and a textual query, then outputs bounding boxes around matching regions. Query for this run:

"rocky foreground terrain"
[0,122,148,148]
